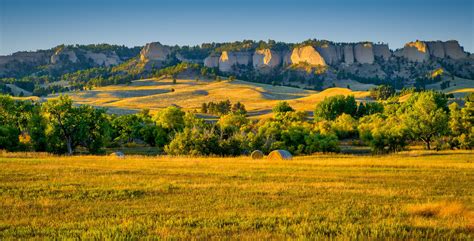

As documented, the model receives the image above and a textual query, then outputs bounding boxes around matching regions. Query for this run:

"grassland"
[0,150,472,239]
[53,78,370,117]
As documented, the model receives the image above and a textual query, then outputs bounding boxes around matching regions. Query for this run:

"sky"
[0,0,473,55]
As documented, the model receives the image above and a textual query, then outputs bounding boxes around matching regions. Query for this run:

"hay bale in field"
[267,150,292,160]
[110,151,125,158]
[251,150,264,159]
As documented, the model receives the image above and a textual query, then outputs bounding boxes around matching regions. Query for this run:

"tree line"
[0,91,472,155]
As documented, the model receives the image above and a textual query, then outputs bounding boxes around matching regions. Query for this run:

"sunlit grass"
[0,150,472,239]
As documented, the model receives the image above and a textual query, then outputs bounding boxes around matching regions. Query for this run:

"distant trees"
[369,85,395,100]
[314,95,357,121]
[201,100,246,116]
[0,89,472,156]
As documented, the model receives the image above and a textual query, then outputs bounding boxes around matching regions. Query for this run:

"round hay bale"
[110,151,125,158]
[267,150,292,160]
[251,150,264,159]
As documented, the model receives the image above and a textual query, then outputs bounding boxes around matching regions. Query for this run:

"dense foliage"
[0,91,472,155]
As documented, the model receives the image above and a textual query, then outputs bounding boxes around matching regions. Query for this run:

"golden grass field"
[58,78,371,116]
[0,150,472,239]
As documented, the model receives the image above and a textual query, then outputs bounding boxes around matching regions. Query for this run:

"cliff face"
[289,45,326,66]
[426,41,446,58]
[444,40,467,59]
[343,45,354,64]
[204,55,219,68]
[140,42,171,62]
[354,43,374,64]
[84,52,120,66]
[252,49,281,69]
[316,44,340,65]
[50,47,78,64]
[397,41,430,63]
[373,44,391,61]
[218,51,238,72]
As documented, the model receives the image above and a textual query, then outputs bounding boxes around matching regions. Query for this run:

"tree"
[400,91,448,150]
[369,85,395,100]
[0,125,19,151]
[43,95,110,154]
[314,95,357,120]
[273,101,294,114]
[331,113,358,139]
[358,114,408,153]
[447,99,473,149]
[154,106,185,131]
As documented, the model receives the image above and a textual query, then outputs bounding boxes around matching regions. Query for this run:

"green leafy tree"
[43,95,110,154]
[154,106,185,131]
[400,91,448,150]
[272,101,294,114]
[358,114,408,153]
[314,95,357,121]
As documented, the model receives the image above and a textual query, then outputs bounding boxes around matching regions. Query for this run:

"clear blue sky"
[1,0,472,55]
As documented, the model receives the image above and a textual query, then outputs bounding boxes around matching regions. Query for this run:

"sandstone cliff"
[252,49,282,69]
[84,52,120,66]
[373,44,391,61]
[218,51,238,72]
[426,41,445,58]
[343,45,354,64]
[50,47,78,64]
[289,45,326,66]
[316,43,339,65]
[354,43,374,64]
[204,54,219,68]
[140,42,171,62]
[394,41,430,63]
[444,40,467,59]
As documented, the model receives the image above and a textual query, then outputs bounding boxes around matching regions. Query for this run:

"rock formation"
[354,43,374,64]
[218,51,238,72]
[394,40,430,63]
[50,47,78,64]
[444,40,467,59]
[373,44,391,61]
[139,42,171,62]
[343,45,354,64]
[316,43,339,65]
[252,49,281,69]
[204,54,219,68]
[289,45,326,66]
[426,41,446,58]
[234,52,252,66]
[84,52,120,66]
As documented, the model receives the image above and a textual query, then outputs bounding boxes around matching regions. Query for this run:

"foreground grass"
[0,151,473,239]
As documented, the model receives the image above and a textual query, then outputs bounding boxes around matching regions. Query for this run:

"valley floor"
[0,151,473,239]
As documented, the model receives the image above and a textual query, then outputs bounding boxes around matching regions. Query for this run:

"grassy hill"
[54,78,370,116]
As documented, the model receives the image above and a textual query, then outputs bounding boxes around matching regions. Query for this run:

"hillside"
[56,78,371,116]
[1,39,473,99]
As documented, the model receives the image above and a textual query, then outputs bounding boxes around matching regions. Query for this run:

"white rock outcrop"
[218,51,238,72]
[204,55,219,68]
[316,43,339,65]
[426,41,446,58]
[289,45,326,66]
[444,40,467,59]
[50,48,78,64]
[394,41,430,63]
[252,49,281,69]
[354,43,374,64]
[140,42,171,62]
[373,44,391,61]
[84,52,120,66]
[234,52,252,66]
[343,45,354,64]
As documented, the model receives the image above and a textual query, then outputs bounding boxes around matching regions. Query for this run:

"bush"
[314,95,357,121]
